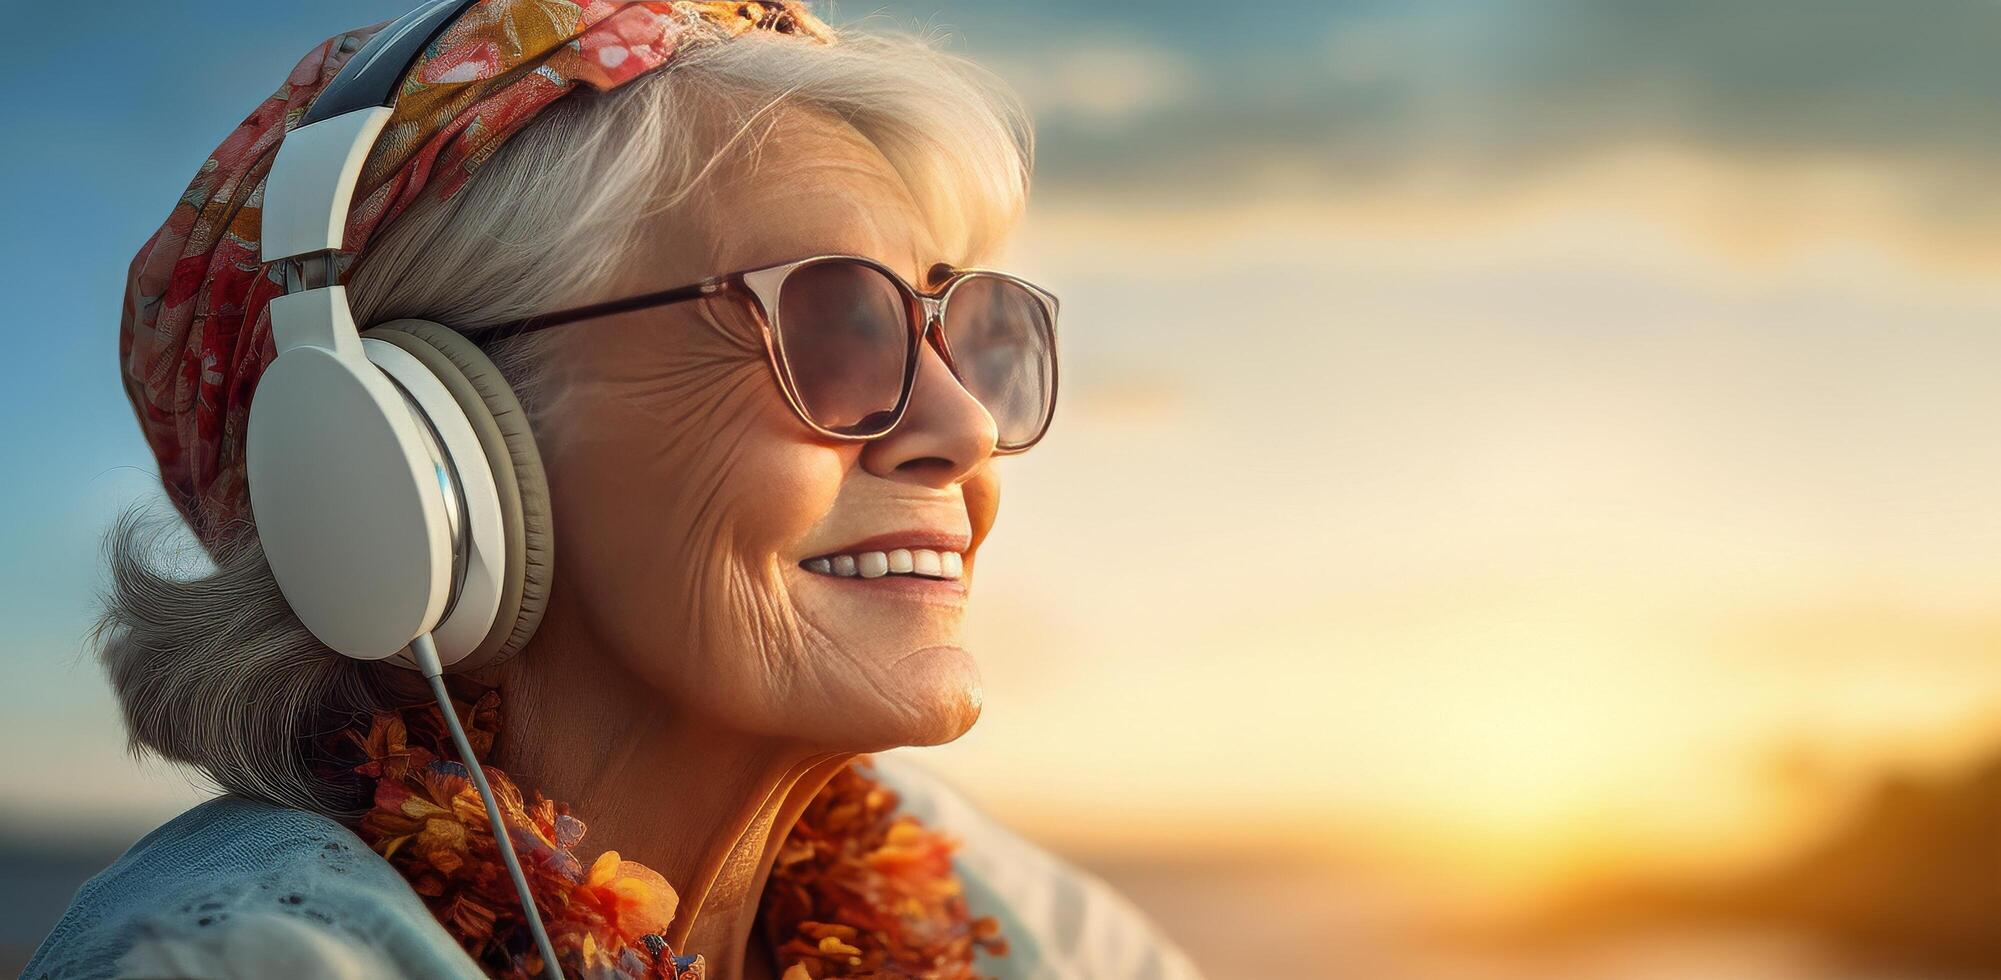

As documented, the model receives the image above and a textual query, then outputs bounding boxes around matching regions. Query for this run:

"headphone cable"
[410,632,566,980]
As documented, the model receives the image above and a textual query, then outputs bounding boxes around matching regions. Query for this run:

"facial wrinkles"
[663,380,816,714]
[533,292,796,687]
[630,312,865,733]
[697,434,806,698]
[651,308,838,715]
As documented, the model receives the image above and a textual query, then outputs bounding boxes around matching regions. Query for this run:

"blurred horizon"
[5,1,2001,977]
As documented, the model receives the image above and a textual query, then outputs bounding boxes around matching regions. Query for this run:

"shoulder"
[869,753,1208,980]
[24,796,480,980]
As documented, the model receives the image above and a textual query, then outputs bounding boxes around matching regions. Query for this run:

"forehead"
[666,107,939,285]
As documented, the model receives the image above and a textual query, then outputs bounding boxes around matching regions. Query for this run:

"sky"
[6,0,2001,901]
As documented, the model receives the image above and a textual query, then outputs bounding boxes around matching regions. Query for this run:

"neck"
[488,635,855,980]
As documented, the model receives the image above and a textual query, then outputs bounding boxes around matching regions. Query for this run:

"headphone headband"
[261,0,481,266]
[304,0,483,126]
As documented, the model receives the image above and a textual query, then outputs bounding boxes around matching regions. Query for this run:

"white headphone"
[248,2,563,974]
[249,0,552,675]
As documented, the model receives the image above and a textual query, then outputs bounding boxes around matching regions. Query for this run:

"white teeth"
[801,548,965,580]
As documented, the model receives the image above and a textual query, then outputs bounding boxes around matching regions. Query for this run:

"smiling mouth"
[800,548,965,581]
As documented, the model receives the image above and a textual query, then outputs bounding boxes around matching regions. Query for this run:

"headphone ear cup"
[363,319,553,670]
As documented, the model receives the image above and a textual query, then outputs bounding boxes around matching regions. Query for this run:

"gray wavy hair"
[97,25,1032,814]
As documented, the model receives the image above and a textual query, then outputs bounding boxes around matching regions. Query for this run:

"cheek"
[723,434,849,561]
[538,305,841,576]
[537,341,852,701]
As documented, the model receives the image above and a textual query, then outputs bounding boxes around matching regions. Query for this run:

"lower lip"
[797,567,969,600]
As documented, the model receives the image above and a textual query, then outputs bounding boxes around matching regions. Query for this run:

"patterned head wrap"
[120,1,831,543]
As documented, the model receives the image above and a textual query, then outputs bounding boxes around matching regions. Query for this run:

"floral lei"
[315,688,1006,979]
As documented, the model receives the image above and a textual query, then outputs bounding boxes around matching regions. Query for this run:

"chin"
[847,645,984,751]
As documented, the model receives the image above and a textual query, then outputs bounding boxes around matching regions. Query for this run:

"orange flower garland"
[760,764,1007,977]
[320,690,1006,979]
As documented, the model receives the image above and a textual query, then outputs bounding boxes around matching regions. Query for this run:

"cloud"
[882,0,2001,239]
[988,38,1195,125]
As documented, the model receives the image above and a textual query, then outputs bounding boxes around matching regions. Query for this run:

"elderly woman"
[27,3,1201,979]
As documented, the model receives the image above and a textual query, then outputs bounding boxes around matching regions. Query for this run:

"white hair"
[98,23,1033,814]
[347,28,1032,331]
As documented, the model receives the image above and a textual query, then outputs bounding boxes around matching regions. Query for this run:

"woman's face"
[523,109,1002,751]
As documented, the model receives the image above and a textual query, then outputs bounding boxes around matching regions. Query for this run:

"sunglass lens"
[774,260,912,436]
[941,276,1056,450]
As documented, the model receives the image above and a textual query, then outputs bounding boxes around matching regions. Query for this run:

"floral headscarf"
[118,0,831,544]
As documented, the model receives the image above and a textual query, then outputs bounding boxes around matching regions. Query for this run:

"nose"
[859,321,997,486]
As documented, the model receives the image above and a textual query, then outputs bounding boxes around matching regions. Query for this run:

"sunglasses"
[477,255,1060,454]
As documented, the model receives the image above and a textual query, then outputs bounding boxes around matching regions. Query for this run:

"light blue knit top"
[25,754,1204,980]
